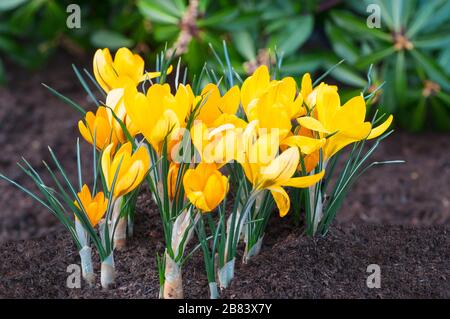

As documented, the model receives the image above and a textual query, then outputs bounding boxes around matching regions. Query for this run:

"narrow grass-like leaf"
[42,83,86,115]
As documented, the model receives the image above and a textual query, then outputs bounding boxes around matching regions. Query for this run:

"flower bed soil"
[0,201,448,298]
[0,53,449,298]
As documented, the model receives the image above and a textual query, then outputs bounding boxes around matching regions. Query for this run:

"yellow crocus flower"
[124,83,195,154]
[241,65,271,115]
[300,73,338,108]
[101,142,150,198]
[242,66,305,139]
[298,85,393,159]
[105,88,139,143]
[93,48,161,93]
[212,113,248,129]
[74,185,108,227]
[78,106,117,150]
[191,120,241,165]
[183,163,228,212]
[196,84,240,127]
[239,127,325,217]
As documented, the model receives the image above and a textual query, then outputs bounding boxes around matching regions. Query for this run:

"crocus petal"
[323,123,371,159]
[316,85,340,129]
[367,115,393,140]
[268,186,290,217]
[113,48,144,83]
[197,83,222,126]
[203,172,228,212]
[93,48,114,92]
[282,170,325,188]
[241,65,270,115]
[301,73,312,101]
[259,147,299,186]
[332,94,367,133]
[114,161,142,197]
[297,116,330,134]
[78,120,93,145]
[221,85,240,115]
[186,191,210,212]
[281,135,326,155]
[101,143,114,189]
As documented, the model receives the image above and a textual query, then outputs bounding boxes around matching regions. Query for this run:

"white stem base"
[163,254,183,299]
[218,258,235,289]
[209,282,219,299]
[100,254,115,289]
[114,217,127,250]
[112,197,126,250]
[79,246,95,287]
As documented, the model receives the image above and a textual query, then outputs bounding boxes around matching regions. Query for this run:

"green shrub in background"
[326,0,450,131]
[137,0,318,74]
[0,0,147,84]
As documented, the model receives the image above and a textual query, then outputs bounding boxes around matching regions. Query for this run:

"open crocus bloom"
[74,184,108,227]
[124,83,195,154]
[101,142,150,198]
[93,48,161,93]
[196,84,240,127]
[183,163,228,212]
[190,120,241,165]
[239,126,325,217]
[297,85,393,159]
[241,66,305,140]
[78,106,117,150]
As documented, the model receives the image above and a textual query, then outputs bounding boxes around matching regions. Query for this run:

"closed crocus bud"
[101,142,150,198]
[78,106,117,151]
[74,185,108,227]
[183,163,228,212]
[168,162,180,200]
[93,48,161,93]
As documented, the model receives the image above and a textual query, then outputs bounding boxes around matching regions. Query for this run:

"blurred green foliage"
[0,0,448,131]
[326,0,450,131]
[137,0,317,74]
[0,0,146,83]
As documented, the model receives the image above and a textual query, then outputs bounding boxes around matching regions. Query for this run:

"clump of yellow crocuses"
[0,45,401,299]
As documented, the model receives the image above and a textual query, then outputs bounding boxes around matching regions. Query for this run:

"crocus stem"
[311,160,327,235]
[127,213,134,238]
[112,197,126,250]
[209,282,219,299]
[312,191,323,235]
[100,253,115,289]
[79,246,95,287]
[163,253,183,299]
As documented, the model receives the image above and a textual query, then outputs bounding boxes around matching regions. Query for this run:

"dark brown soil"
[0,199,448,299]
[0,53,449,299]
[0,53,95,241]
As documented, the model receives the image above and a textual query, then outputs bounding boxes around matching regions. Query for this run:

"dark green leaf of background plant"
[0,0,28,12]
[90,30,134,49]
